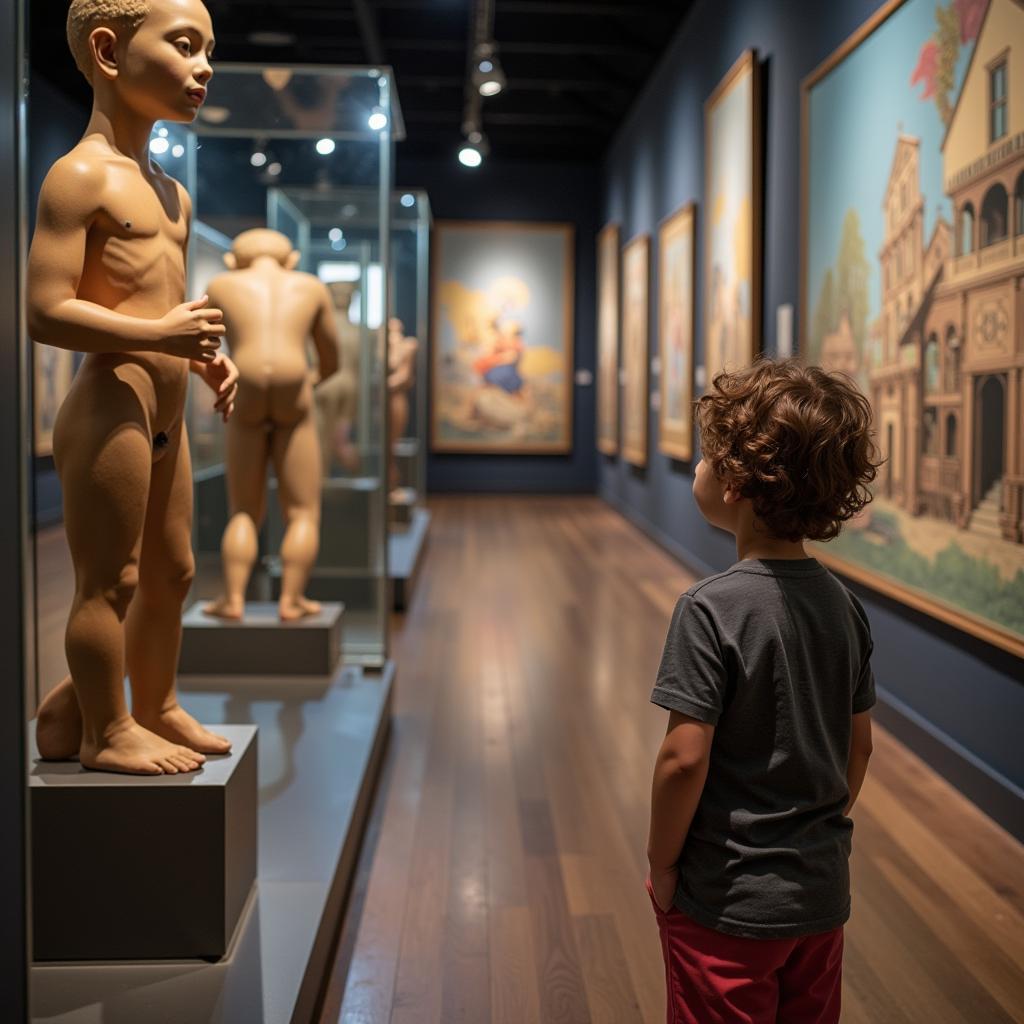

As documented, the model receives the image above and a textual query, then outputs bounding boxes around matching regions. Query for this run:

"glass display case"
[152,65,401,666]
[266,185,432,520]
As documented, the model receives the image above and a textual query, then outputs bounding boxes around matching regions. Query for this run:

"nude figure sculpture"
[314,280,361,473]
[202,229,339,622]
[387,317,419,498]
[27,0,239,776]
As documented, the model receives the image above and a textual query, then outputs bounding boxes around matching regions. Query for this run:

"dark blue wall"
[599,0,1023,835]
[396,156,599,493]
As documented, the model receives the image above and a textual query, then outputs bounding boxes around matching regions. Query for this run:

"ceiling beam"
[386,38,653,60]
[397,73,631,95]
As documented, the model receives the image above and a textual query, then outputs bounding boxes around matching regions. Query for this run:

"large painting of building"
[802,0,1024,655]
[431,221,575,454]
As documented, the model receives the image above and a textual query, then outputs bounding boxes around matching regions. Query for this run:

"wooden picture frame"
[621,233,650,468]
[800,0,1024,658]
[657,203,696,461]
[430,219,575,454]
[703,48,762,392]
[596,222,620,456]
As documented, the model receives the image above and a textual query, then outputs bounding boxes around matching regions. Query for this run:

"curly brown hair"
[696,359,881,542]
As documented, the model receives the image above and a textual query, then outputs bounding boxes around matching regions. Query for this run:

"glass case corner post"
[3,0,33,1014]
[414,193,431,504]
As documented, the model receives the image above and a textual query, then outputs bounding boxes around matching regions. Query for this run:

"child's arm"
[845,711,873,813]
[27,158,224,359]
[647,711,714,906]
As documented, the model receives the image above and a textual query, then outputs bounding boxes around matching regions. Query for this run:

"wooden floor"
[31,496,1024,1022]
[318,495,1024,1024]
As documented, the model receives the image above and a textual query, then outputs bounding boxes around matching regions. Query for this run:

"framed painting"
[621,233,650,467]
[431,220,574,454]
[596,222,620,456]
[33,344,73,457]
[801,0,1024,657]
[658,203,696,461]
[703,49,762,391]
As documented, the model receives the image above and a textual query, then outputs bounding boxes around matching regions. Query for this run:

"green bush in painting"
[830,516,1024,635]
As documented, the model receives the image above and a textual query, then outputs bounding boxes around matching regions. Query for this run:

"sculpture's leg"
[388,390,409,492]
[128,422,231,755]
[203,414,270,620]
[39,386,204,775]
[273,410,322,621]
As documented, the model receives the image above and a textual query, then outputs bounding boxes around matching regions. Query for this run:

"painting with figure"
[621,234,650,467]
[34,345,74,457]
[431,221,574,454]
[659,203,696,461]
[802,0,1024,656]
[704,49,761,390]
[597,223,620,456]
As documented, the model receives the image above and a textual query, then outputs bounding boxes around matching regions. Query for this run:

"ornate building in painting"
[869,0,1023,544]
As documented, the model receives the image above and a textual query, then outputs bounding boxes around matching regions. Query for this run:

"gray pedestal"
[179,601,343,677]
[388,487,417,528]
[390,507,431,611]
[30,724,258,962]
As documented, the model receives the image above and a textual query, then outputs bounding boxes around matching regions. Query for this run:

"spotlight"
[316,138,336,156]
[331,238,347,251]
[458,142,483,168]
[267,161,282,176]
[251,150,268,168]
[473,42,506,97]
[157,126,169,138]
[328,227,343,242]
[149,137,170,155]
[368,107,388,131]
[171,144,185,158]
[400,193,415,208]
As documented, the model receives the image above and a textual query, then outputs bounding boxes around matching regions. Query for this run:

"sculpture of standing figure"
[202,229,339,621]
[387,317,419,497]
[28,0,239,775]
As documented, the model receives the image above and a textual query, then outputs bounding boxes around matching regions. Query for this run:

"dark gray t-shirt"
[651,558,875,939]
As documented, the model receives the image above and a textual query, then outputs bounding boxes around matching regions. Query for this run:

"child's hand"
[648,866,679,914]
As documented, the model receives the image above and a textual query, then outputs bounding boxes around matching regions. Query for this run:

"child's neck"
[734,525,809,562]
[84,94,156,168]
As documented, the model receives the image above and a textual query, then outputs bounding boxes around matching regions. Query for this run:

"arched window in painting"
[1016,172,1024,237]
[960,203,975,255]
[980,184,1008,247]
[944,325,960,393]
[923,407,939,456]
[945,413,958,458]
[924,334,940,394]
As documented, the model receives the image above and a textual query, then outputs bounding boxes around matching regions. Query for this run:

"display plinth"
[30,724,258,962]
[389,506,430,611]
[388,487,417,528]
[179,601,343,676]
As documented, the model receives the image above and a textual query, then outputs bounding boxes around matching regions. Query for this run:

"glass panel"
[180,66,396,667]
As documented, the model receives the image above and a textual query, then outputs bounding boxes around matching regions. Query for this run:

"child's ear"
[286,250,300,270]
[90,27,119,82]
[223,252,237,270]
[722,485,743,505]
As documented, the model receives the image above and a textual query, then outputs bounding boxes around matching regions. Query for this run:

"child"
[646,359,879,1023]
[29,0,237,774]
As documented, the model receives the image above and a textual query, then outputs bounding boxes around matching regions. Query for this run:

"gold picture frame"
[596,222,620,456]
[621,233,650,468]
[658,203,696,461]
[703,48,762,391]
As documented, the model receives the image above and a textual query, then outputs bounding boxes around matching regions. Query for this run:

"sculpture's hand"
[158,295,226,361]
[192,352,239,422]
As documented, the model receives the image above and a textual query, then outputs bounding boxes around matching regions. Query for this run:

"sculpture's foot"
[279,596,322,621]
[36,676,83,761]
[338,442,361,472]
[138,704,233,755]
[80,718,205,776]
[202,596,245,621]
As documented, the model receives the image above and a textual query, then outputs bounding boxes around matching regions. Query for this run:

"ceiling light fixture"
[315,137,336,156]
[266,161,282,177]
[458,129,489,168]
[328,227,343,242]
[400,193,416,208]
[473,42,506,97]
[368,107,388,132]
[149,137,170,155]
[171,144,185,158]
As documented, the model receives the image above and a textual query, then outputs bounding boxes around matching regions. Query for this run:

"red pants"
[646,880,843,1024]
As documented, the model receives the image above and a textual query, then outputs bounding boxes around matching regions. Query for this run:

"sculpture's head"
[225,229,300,270]
[67,0,214,124]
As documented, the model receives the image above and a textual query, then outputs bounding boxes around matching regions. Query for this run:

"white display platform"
[31,662,394,1024]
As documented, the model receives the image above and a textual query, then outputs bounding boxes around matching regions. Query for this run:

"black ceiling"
[35,0,695,162]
